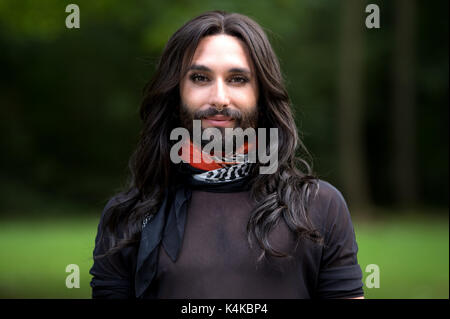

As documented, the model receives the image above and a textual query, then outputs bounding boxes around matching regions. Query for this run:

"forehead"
[190,34,254,71]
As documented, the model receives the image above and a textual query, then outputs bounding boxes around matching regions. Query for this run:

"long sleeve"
[89,197,138,299]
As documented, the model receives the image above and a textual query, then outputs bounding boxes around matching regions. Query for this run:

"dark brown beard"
[180,103,259,137]
[179,103,259,152]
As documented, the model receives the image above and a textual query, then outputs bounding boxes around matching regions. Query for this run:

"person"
[89,10,364,299]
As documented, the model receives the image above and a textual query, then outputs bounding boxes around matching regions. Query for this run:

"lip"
[205,115,233,121]
[203,115,234,127]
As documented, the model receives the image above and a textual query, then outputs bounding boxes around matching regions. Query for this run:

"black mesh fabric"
[90,180,364,299]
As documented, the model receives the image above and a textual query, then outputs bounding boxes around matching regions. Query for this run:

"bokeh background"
[0,0,448,298]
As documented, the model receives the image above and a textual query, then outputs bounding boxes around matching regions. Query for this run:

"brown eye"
[230,76,249,84]
[190,74,209,83]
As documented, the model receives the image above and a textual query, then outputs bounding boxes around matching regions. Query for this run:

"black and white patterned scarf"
[192,155,253,183]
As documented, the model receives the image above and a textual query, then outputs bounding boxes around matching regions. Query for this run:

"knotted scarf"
[134,140,255,298]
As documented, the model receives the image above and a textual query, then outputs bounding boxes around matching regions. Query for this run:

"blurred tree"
[391,0,418,207]
[337,0,371,210]
[0,0,447,216]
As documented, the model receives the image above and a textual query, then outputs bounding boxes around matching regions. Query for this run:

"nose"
[209,78,230,111]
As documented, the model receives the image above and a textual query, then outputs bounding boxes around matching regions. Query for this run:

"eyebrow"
[188,64,252,75]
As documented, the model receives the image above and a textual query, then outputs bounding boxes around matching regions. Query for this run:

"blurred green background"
[0,0,448,298]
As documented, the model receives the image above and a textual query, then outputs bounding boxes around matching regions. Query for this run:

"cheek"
[234,87,258,108]
[181,85,209,107]
[183,88,208,109]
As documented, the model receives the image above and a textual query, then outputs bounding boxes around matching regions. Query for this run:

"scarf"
[135,140,255,298]
[177,139,255,191]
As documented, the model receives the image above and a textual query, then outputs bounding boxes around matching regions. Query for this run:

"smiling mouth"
[203,115,235,127]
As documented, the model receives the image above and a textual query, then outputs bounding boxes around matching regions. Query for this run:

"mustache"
[193,107,243,121]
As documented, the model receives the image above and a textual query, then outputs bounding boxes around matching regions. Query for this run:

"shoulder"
[103,187,140,211]
[310,179,348,208]
[100,188,140,218]
[96,187,140,235]
[307,179,351,231]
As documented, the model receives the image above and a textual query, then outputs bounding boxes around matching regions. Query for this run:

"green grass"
[0,216,98,298]
[0,213,448,298]
[355,214,449,299]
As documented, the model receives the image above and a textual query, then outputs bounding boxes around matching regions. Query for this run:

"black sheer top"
[89,180,364,299]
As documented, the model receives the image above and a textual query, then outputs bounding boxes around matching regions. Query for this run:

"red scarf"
[179,139,255,171]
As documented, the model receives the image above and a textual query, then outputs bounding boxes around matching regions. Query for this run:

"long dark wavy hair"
[96,10,323,262]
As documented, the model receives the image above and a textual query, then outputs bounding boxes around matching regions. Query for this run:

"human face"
[179,34,259,135]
